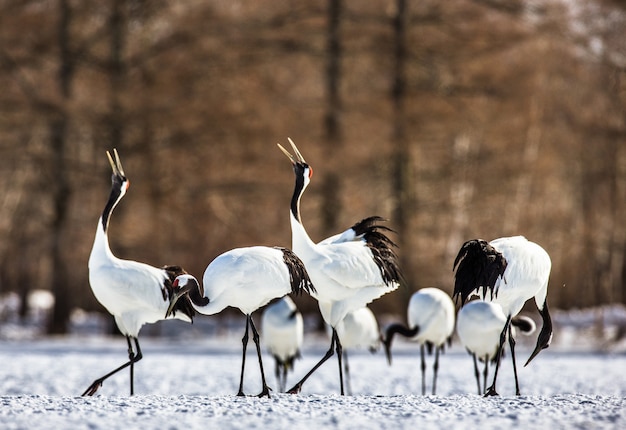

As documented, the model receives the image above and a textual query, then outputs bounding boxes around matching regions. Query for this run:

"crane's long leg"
[249,316,271,397]
[287,328,338,394]
[335,330,345,395]
[82,336,143,396]
[508,322,521,395]
[482,354,489,396]
[484,315,512,397]
[274,359,281,392]
[343,350,352,396]
[420,344,426,395]
[237,316,250,396]
[471,353,481,395]
[432,346,441,395]
[280,364,288,393]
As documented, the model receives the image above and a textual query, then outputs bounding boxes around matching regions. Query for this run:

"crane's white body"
[291,214,398,328]
[261,296,303,365]
[278,139,401,395]
[169,245,313,397]
[191,246,299,316]
[453,235,552,396]
[485,236,551,318]
[89,222,190,336]
[406,288,455,348]
[335,307,380,351]
[456,300,507,361]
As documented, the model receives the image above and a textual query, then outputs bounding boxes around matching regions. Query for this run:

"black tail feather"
[351,216,403,286]
[452,239,507,305]
[277,247,316,296]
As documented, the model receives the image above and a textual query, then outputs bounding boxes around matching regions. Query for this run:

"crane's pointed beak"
[287,138,306,163]
[277,138,306,164]
[106,148,126,177]
[525,301,552,367]
[277,143,296,164]
[165,283,194,318]
[113,148,125,176]
[106,151,118,175]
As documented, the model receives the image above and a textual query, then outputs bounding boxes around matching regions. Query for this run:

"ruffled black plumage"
[452,239,508,305]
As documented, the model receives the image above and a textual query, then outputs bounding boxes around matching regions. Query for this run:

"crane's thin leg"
[249,316,271,397]
[485,316,512,397]
[274,360,281,392]
[335,330,345,395]
[280,364,288,393]
[287,328,337,394]
[344,350,352,396]
[482,354,489,396]
[508,322,521,395]
[127,337,136,396]
[82,336,143,396]
[471,353,481,395]
[420,344,426,395]
[237,316,250,397]
[432,346,441,395]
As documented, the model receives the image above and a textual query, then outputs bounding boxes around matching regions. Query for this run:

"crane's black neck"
[101,174,125,233]
[290,163,308,224]
[385,323,420,344]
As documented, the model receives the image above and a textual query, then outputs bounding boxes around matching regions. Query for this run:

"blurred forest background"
[0,0,625,334]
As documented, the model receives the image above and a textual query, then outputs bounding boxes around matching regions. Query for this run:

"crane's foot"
[82,380,103,397]
[286,383,302,394]
[236,390,246,397]
[257,385,272,398]
[484,386,500,397]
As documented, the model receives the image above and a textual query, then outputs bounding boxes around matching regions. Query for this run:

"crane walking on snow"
[84,149,206,396]
[166,247,314,398]
[278,139,402,395]
[383,288,455,395]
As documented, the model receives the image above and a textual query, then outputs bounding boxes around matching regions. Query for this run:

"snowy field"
[1,319,625,430]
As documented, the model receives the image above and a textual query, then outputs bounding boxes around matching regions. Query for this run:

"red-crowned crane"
[261,296,304,392]
[453,236,552,396]
[84,149,207,396]
[278,139,402,395]
[335,306,381,395]
[456,300,536,395]
[166,246,314,398]
[382,287,455,395]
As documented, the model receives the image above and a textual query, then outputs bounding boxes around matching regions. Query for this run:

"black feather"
[452,239,508,306]
[277,247,316,296]
[162,265,197,321]
[350,216,403,287]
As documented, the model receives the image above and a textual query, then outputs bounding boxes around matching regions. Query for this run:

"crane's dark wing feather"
[452,239,507,305]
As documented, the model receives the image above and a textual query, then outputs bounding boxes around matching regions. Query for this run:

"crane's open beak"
[165,283,194,318]
[277,138,306,164]
[106,148,125,177]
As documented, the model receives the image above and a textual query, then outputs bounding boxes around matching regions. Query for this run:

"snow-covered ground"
[1,296,626,429]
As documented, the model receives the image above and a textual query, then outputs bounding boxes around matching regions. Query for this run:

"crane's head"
[277,138,313,188]
[100,149,130,233]
[106,148,130,197]
[165,274,209,318]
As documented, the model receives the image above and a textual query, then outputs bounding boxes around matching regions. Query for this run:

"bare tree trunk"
[108,0,126,149]
[47,0,74,334]
[503,88,543,234]
[391,0,413,287]
[445,134,476,266]
[320,0,343,236]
